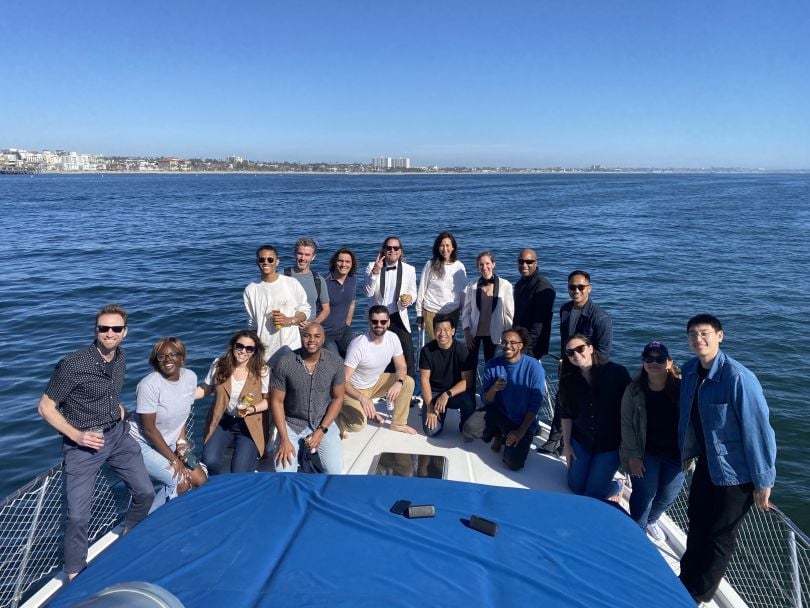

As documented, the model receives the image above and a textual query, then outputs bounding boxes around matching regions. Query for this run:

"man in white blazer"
[364,235,417,376]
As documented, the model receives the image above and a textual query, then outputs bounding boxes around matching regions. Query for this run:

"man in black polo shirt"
[37,304,154,579]
[419,313,476,440]
[271,322,345,473]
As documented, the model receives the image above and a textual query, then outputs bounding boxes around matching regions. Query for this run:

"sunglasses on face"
[501,340,523,347]
[97,325,126,333]
[256,256,276,264]
[565,344,589,358]
[568,284,589,292]
[370,319,389,326]
[517,259,536,266]
[643,355,668,364]
[156,352,181,362]
[233,343,256,353]
[384,245,401,251]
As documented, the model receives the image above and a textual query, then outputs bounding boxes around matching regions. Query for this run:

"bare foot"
[390,424,417,435]
[606,493,622,503]
[67,572,78,582]
[490,435,503,452]
[340,430,350,440]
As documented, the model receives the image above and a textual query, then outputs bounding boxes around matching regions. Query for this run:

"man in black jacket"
[513,248,556,359]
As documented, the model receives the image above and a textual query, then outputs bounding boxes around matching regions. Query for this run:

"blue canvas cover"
[50,473,693,607]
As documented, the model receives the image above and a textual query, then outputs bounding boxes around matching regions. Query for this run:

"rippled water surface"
[1,173,808,527]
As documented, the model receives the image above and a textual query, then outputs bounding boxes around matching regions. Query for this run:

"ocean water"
[1,172,808,528]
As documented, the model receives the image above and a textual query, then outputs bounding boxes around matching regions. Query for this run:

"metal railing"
[539,358,809,608]
[0,413,197,608]
[0,465,129,608]
[668,476,810,608]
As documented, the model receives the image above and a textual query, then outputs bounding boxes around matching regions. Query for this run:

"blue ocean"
[1,173,808,527]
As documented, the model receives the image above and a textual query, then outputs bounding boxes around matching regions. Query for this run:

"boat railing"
[0,411,197,608]
[538,356,809,608]
[2,380,807,608]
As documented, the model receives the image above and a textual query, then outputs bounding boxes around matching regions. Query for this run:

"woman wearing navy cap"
[620,341,685,542]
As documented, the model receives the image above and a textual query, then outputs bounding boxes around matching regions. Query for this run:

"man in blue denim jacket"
[677,313,776,604]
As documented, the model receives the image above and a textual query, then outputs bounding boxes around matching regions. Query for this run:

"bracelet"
[249,405,256,414]
[396,378,404,384]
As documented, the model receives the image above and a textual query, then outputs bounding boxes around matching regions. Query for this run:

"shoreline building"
[373,156,410,170]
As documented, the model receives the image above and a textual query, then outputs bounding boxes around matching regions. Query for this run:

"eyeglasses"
[568,284,589,292]
[501,340,523,347]
[97,325,126,333]
[370,319,389,326]
[643,355,668,364]
[517,259,536,266]
[687,330,715,340]
[256,256,276,264]
[233,343,256,353]
[157,352,181,362]
[565,344,589,357]
[384,245,401,251]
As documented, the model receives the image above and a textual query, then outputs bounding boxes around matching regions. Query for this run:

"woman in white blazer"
[462,250,514,374]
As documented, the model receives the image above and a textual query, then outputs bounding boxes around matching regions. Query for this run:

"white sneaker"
[646,521,666,542]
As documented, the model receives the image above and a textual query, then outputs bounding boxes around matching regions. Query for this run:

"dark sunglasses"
[256,256,276,264]
[156,352,181,362]
[643,355,668,364]
[517,259,536,265]
[97,325,126,333]
[370,319,389,325]
[233,343,256,353]
[384,245,401,251]
[568,284,589,292]
[565,344,589,357]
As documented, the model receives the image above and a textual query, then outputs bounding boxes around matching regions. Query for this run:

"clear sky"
[2,1,808,168]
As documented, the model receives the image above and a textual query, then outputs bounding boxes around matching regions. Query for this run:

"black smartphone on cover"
[390,499,411,515]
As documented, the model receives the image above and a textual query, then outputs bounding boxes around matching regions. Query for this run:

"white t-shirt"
[130,368,197,447]
[344,332,403,389]
[204,358,270,416]
[243,276,311,360]
[416,259,467,315]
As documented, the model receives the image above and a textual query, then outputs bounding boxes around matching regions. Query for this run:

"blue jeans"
[629,451,686,527]
[567,437,620,499]
[274,421,342,474]
[324,325,355,358]
[135,437,179,513]
[422,391,476,437]
[202,414,259,474]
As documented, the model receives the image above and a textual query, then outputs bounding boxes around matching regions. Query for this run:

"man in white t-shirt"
[244,244,311,364]
[339,305,416,437]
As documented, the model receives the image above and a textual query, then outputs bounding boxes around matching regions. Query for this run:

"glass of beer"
[237,393,255,417]
[272,309,282,329]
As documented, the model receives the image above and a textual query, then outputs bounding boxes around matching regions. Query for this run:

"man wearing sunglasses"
[364,236,417,378]
[559,269,612,359]
[37,304,154,580]
[539,270,613,455]
[338,306,416,437]
[513,248,556,359]
[244,244,311,364]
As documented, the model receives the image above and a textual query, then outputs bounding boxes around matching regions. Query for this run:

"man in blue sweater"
[481,326,545,470]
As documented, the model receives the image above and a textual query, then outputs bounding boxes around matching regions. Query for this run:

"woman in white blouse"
[462,250,514,373]
[415,232,467,341]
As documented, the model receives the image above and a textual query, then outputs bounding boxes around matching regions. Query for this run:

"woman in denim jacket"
[620,341,685,542]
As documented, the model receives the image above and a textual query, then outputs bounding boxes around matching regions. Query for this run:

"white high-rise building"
[373,156,410,170]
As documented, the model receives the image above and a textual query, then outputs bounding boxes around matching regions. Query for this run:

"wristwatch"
[445,390,452,398]
[317,424,329,434]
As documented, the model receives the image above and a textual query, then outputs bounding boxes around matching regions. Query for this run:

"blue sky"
[2,1,808,168]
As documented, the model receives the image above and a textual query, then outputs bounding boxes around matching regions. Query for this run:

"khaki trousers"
[339,373,415,432]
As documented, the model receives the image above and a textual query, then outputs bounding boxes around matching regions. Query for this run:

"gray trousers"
[62,420,154,574]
